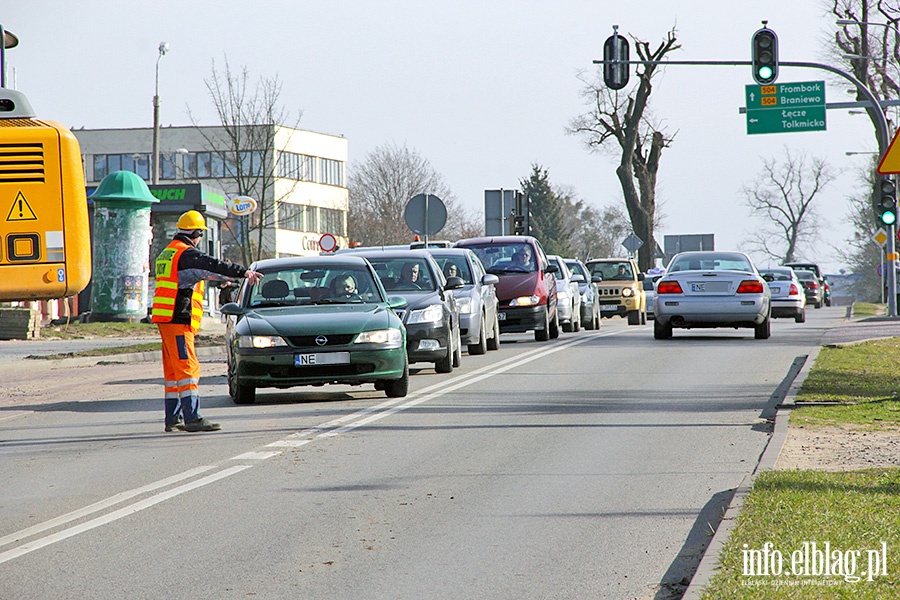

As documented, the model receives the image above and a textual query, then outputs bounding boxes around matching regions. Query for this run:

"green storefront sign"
[745,81,827,135]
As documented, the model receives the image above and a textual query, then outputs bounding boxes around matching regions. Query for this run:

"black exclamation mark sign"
[17,197,23,218]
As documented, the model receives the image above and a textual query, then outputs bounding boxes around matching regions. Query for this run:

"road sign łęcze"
[745,81,826,135]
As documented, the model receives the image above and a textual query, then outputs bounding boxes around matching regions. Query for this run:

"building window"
[319,158,344,186]
[320,207,347,236]
[277,202,305,232]
[303,205,318,231]
[90,153,150,182]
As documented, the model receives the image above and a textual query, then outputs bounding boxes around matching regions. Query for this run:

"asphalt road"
[0,307,850,599]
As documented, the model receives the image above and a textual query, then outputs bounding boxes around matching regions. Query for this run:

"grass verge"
[850,302,883,317]
[28,321,224,359]
[700,337,900,597]
[700,469,900,598]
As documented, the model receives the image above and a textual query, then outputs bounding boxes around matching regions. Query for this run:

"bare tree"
[740,148,837,263]
[554,184,632,260]
[187,56,302,265]
[348,142,479,245]
[569,28,680,271]
[833,156,885,301]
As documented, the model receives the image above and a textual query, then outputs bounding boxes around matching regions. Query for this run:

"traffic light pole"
[592,57,896,316]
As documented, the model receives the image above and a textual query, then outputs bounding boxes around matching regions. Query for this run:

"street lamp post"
[837,19,899,316]
[151,42,169,185]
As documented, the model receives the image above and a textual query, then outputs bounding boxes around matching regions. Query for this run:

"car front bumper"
[405,321,453,364]
[232,346,406,389]
[498,304,547,333]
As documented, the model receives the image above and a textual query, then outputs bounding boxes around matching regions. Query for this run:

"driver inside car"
[330,273,358,298]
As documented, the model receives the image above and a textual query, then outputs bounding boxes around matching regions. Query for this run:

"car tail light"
[737,280,765,293]
[789,284,800,295]
[657,280,683,294]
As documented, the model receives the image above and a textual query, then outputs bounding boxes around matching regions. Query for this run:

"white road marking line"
[0,330,621,564]
[0,466,215,549]
[0,411,32,423]
[231,451,282,460]
[0,465,251,565]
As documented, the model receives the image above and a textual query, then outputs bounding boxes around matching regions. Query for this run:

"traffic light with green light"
[877,175,897,225]
[752,25,778,85]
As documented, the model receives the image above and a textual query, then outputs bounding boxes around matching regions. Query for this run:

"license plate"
[294,352,350,366]
[769,286,781,295]
[498,312,506,321]
[690,281,729,293]
[599,304,618,311]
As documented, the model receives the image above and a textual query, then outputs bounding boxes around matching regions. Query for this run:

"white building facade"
[74,125,349,258]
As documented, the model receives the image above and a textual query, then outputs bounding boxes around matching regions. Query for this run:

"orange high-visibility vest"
[151,239,205,331]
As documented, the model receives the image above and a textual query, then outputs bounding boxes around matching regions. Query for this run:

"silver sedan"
[653,251,772,340]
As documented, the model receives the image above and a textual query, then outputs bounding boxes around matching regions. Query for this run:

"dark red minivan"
[454,236,559,341]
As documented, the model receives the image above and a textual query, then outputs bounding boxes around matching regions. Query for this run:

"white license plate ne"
[295,352,350,366]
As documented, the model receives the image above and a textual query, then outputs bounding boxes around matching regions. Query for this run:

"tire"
[468,313,488,355]
[487,314,501,350]
[653,318,673,339]
[640,310,647,325]
[549,309,560,339]
[593,307,601,330]
[627,310,641,325]
[814,300,822,309]
[562,317,573,333]
[572,304,581,332]
[535,307,550,342]
[795,309,806,323]
[452,325,462,368]
[826,298,832,307]
[754,314,772,339]
[435,336,454,373]
[384,356,409,398]
[228,360,256,404]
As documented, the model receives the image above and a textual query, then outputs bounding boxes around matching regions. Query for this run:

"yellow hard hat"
[176,210,208,230]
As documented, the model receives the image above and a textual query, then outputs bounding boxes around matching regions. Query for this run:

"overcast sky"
[3,1,881,273]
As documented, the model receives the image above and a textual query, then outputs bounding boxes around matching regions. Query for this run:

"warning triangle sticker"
[6,191,37,221]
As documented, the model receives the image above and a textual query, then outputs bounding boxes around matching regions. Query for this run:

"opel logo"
[315,335,328,346]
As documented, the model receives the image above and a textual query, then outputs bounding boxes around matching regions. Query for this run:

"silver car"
[429,248,501,355]
[549,255,582,332]
[653,251,772,340]
[759,267,806,323]
[565,258,600,330]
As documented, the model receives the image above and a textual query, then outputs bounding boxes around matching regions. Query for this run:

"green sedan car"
[221,255,409,404]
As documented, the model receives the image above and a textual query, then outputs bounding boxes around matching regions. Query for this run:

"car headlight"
[622,288,634,297]
[237,335,288,349]
[510,295,540,307]
[455,297,473,314]
[354,328,403,344]
[407,304,444,324]
[557,290,570,301]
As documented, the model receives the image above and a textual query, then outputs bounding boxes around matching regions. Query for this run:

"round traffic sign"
[319,233,337,252]
[404,194,447,236]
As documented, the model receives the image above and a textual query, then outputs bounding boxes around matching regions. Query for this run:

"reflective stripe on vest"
[151,240,204,328]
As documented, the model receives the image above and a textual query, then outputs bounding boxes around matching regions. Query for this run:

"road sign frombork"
[745,81,826,135]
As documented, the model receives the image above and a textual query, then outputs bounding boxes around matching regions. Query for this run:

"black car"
[351,249,464,373]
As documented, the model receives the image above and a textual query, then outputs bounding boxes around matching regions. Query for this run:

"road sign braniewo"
[745,81,826,135]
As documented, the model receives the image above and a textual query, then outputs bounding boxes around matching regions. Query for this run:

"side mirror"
[637,273,645,281]
[545,264,559,274]
[220,302,246,316]
[387,296,409,310]
[444,276,465,290]
[570,273,585,283]
[482,273,499,286]
[591,274,604,283]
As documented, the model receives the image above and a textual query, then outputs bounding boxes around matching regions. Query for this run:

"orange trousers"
[157,323,202,425]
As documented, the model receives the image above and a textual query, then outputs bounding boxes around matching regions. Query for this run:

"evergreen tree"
[520,164,571,256]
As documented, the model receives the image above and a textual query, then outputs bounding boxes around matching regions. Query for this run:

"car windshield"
[667,253,754,273]
[366,257,438,292]
[433,256,473,284]
[589,262,633,281]
[566,261,588,280]
[552,259,567,281]
[467,243,537,273]
[248,265,382,308]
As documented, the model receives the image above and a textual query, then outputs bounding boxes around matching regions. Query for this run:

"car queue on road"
[218,236,828,403]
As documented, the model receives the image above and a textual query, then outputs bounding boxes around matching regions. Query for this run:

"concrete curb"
[681,343,822,599]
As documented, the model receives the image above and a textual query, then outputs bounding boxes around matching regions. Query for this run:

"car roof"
[426,247,475,258]
[455,235,538,245]
[250,255,371,270]
[585,257,632,263]
[346,248,434,259]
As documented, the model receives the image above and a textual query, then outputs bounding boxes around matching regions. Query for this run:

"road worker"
[150,210,261,432]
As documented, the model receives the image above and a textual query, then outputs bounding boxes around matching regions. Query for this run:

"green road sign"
[745,80,826,135]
